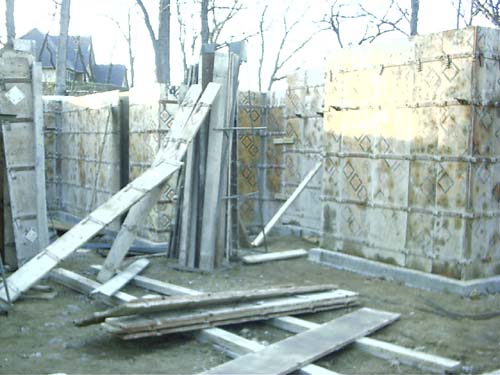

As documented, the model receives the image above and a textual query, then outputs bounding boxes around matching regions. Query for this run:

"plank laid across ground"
[251,162,322,247]
[76,284,338,326]
[242,249,308,264]
[269,316,462,374]
[88,264,461,374]
[91,258,149,298]
[0,83,220,305]
[201,308,400,375]
[50,268,342,375]
[96,85,204,283]
[101,289,358,339]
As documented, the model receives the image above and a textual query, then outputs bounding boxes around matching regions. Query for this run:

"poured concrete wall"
[321,26,500,280]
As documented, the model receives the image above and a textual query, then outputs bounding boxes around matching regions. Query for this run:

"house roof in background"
[20,28,92,73]
[94,64,127,88]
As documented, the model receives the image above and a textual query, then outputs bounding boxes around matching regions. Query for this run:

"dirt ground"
[1,236,499,375]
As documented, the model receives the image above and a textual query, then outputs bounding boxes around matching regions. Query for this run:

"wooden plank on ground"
[268,316,461,374]
[102,290,358,339]
[0,83,220,305]
[242,249,308,264]
[202,308,400,375]
[251,162,322,247]
[76,284,338,326]
[97,85,203,282]
[89,265,460,374]
[53,268,342,375]
[91,258,149,297]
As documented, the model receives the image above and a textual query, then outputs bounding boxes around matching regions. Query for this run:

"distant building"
[20,28,128,90]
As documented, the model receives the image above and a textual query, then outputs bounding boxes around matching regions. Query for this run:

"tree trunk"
[127,10,135,87]
[55,0,71,95]
[410,0,419,36]
[201,0,209,46]
[5,0,15,48]
[156,0,170,84]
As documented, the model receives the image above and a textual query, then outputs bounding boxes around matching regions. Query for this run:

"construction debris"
[241,249,308,264]
[0,83,220,306]
[75,284,338,326]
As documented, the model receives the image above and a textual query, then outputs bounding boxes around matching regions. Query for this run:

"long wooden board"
[77,284,338,326]
[102,290,358,338]
[0,83,220,305]
[88,265,461,374]
[268,316,461,374]
[202,308,399,375]
[91,258,149,297]
[97,85,204,282]
[242,249,308,264]
[51,268,340,375]
[251,162,322,247]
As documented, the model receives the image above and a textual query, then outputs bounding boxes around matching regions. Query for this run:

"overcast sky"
[0,0,493,90]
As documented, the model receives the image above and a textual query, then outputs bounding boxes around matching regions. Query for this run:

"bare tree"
[257,4,322,91]
[5,0,15,48]
[55,0,71,95]
[410,0,419,35]
[106,6,136,87]
[452,0,475,28]
[475,0,500,26]
[321,0,412,47]
[136,0,171,84]
[201,0,209,45]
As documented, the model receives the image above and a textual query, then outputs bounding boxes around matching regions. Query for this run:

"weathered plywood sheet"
[321,26,500,279]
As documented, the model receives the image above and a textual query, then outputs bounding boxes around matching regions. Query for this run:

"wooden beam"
[76,284,338,326]
[272,137,295,145]
[89,265,461,374]
[91,259,149,298]
[32,62,50,250]
[268,316,461,374]
[0,83,220,304]
[97,85,203,282]
[242,249,308,264]
[251,162,322,247]
[101,290,358,339]
[54,267,343,375]
[202,308,399,375]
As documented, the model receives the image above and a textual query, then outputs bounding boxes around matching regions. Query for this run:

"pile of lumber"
[75,284,358,340]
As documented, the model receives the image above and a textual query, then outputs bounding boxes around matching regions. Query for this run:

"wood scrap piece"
[91,259,149,298]
[242,249,308,264]
[50,268,341,375]
[97,84,204,283]
[202,308,400,375]
[0,83,221,305]
[76,284,338,326]
[268,316,461,374]
[251,162,322,247]
[101,290,358,339]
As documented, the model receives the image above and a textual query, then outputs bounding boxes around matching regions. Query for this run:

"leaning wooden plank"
[202,308,400,375]
[251,162,322,247]
[97,85,204,282]
[50,268,136,305]
[91,259,149,298]
[32,62,50,250]
[52,268,341,375]
[268,316,461,374]
[76,284,338,326]
[0,83,220,304]
[101,290,358,337]
[199,52,240,271]
[242,249,308,264]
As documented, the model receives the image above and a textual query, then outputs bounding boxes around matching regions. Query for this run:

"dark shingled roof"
[20,28,93,73]
[93,64,128,88]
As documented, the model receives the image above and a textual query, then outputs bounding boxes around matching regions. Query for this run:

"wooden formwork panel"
[322,26,500,279]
